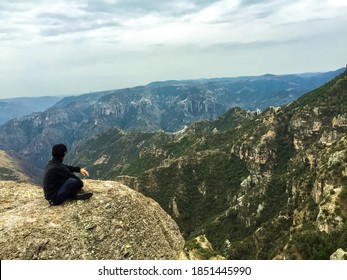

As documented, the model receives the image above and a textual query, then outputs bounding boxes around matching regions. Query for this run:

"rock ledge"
[0,179,184,260]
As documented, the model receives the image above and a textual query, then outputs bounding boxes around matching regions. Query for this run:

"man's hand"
[80,168,89,177]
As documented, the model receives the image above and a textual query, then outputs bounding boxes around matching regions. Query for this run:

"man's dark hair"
[52,144,67,158]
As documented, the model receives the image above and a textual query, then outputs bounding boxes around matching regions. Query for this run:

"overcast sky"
[0,0,346,98]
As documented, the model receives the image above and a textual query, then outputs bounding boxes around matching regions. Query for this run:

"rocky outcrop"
[330,248,347,260]
[0,180,184,260]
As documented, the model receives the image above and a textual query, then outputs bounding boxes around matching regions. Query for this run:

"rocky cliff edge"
[0,179,184,260]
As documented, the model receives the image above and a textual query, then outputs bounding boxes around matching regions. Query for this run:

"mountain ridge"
[0,96,64,125]
[0,68,343,180]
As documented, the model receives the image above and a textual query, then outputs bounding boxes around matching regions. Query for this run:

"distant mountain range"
[0,68,344,177]
[0,96,64,125]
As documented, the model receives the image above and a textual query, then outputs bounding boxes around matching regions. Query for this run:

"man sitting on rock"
[43,144,93,205]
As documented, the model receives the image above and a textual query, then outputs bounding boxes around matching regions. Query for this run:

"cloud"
[2,0,345,45]
[37,12,122,37]
[83,0,214,16]
[0,0,346,98]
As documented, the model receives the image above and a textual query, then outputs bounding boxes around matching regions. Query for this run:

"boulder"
[330,248,347,260]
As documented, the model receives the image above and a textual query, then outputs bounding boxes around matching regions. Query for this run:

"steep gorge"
[71,70,347,259]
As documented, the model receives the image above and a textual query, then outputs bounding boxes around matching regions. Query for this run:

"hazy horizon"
[1,0,346,99]
[0,66,345,100]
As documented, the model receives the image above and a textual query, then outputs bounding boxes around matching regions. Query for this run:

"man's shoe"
[73,192,93,200]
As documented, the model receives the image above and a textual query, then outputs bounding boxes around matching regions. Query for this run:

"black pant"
[48,178,83,205]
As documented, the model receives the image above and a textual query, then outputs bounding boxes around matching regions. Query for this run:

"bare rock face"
[0,179,184,260]
[330,248,347,260]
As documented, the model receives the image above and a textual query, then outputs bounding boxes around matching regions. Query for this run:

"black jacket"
[43,156,82,200]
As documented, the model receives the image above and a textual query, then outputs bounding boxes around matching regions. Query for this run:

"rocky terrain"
[0,180,184,260]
